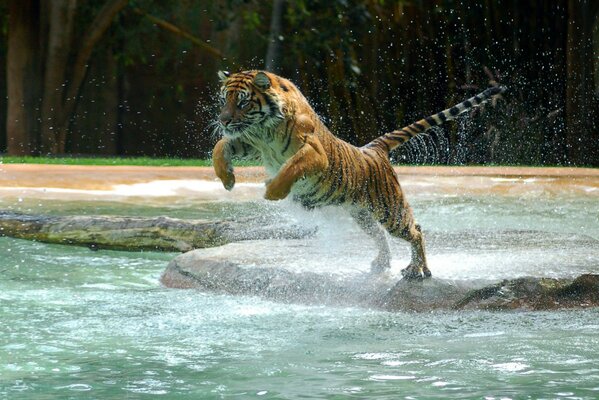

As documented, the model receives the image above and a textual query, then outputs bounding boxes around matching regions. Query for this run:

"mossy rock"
[0,212,312,251]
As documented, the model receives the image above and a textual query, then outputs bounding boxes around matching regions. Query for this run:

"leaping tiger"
[212,70,504,279]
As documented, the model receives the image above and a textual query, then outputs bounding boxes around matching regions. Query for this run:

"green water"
[1,198,271,221]
[1,181,599,399]
[1,236,599,399]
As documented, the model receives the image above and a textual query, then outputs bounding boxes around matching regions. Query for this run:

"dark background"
[2,0,598,165]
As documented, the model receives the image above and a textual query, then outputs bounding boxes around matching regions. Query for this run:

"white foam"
[1,180,264,201]
[110,180,261,197]
[369,374,416,381]
[491,362,529,373]
[464,331,505,338]
[490,178,521,182]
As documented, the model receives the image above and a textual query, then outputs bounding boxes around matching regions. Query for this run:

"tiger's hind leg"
[402,223,431,280]
[385,209,431,281]
[350,208,391,273]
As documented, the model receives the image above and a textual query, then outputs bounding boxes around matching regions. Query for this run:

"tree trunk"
[40,0,77,154]
[69,47,119,154]
[51,0,129,154]
[265,0,285,73]
[594,13,599,95]
[565,0,599,165]
[6,0,41,156]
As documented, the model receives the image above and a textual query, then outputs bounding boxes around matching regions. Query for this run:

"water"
[1,175,599,398]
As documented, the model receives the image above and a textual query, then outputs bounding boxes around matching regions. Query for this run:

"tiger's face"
[217,70,283,139]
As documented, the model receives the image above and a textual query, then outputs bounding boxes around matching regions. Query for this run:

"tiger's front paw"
[220,171,235,191]
[214,161,235,191]
[215,166,235,191]
[264,179,291,201]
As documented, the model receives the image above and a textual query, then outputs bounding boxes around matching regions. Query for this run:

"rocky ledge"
[162,251,599,312]
[0,212,312,252]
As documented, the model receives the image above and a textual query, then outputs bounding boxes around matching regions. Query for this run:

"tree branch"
[40,0,77,153]
[132,7,227,60]
[57,0,129,151]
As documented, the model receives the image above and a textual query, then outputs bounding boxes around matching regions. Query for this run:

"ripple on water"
[124,378,170,395]
[55,384,93,392]
[369,374,417,381]
[491,362,530,373]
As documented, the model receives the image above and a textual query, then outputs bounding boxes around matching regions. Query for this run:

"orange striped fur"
[213,70,504,279]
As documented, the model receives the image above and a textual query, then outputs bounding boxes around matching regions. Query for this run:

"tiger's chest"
[242,124,295,178]
[260,146,289,177]
[241,121,350,207]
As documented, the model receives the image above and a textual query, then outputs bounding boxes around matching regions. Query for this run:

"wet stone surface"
[162,250,599,312]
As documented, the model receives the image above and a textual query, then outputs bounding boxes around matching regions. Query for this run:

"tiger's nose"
[219,111,233,126]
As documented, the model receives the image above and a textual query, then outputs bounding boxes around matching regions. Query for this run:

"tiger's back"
[293,127,405,216]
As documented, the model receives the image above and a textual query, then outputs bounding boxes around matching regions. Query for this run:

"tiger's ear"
[253,72,271,90]
[218,70,230,82]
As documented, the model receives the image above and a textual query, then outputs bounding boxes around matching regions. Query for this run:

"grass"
[0,156,215,167]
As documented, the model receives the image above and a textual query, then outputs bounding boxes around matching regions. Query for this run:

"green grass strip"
[0,156,234,167]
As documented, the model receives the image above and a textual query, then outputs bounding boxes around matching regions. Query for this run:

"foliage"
[1,0,597,165]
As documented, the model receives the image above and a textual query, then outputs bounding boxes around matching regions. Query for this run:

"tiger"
[212,70,504,280]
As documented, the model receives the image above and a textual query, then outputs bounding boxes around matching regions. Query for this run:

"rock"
[0,212,312,252]
[381,278,470,311]
[161,250,392,307]
[161,251,599,311]
[162,252,472,310]
[453,274,599,310]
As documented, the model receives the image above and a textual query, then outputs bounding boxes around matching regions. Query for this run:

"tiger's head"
[216,70,285,139]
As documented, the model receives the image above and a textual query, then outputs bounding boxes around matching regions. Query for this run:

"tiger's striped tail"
[365,86,506,153]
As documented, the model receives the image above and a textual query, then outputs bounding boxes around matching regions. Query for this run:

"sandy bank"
[1,164,597,190]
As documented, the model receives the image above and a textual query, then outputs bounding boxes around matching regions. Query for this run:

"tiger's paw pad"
[401,264,431,281]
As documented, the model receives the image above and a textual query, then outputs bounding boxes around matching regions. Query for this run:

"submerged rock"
[0,212,312,252]
[162,251,599,312]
